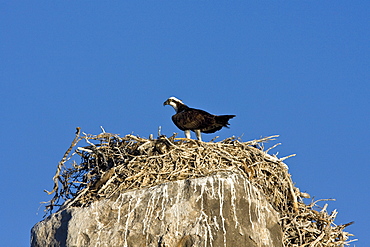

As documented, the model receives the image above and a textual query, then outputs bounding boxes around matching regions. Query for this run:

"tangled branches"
[43,128,355,246]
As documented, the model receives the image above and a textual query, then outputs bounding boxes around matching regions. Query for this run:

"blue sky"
[1,1,369,246]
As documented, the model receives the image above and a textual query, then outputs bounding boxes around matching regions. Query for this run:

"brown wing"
[201,115,235,133]
[172,109,216,131]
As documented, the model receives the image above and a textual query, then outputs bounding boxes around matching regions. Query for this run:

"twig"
[45,127,81,195]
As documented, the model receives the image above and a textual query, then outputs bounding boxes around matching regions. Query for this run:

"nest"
[44,127,355,246]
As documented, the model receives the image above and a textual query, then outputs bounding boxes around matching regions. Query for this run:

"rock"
[31,171,282,247]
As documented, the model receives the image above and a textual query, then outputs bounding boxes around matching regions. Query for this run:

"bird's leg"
[184,130,191,139]
[195,129,202,141]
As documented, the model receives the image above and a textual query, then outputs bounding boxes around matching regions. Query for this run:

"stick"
[45,127,81,195]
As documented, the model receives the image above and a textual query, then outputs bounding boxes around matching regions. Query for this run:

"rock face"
[31,171,282,247]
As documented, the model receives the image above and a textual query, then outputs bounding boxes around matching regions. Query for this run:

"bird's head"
[163,97,183,112]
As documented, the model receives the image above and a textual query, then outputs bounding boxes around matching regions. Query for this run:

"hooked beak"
[163,99,170,106]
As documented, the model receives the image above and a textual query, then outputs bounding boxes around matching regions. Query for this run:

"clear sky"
[1,1,368,246]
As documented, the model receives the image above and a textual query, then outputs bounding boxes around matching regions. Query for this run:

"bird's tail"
[216,115,236,127]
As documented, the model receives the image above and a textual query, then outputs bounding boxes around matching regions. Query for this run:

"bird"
[163,97,235,141]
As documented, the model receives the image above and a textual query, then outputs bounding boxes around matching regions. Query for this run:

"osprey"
[163,97,235,141]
